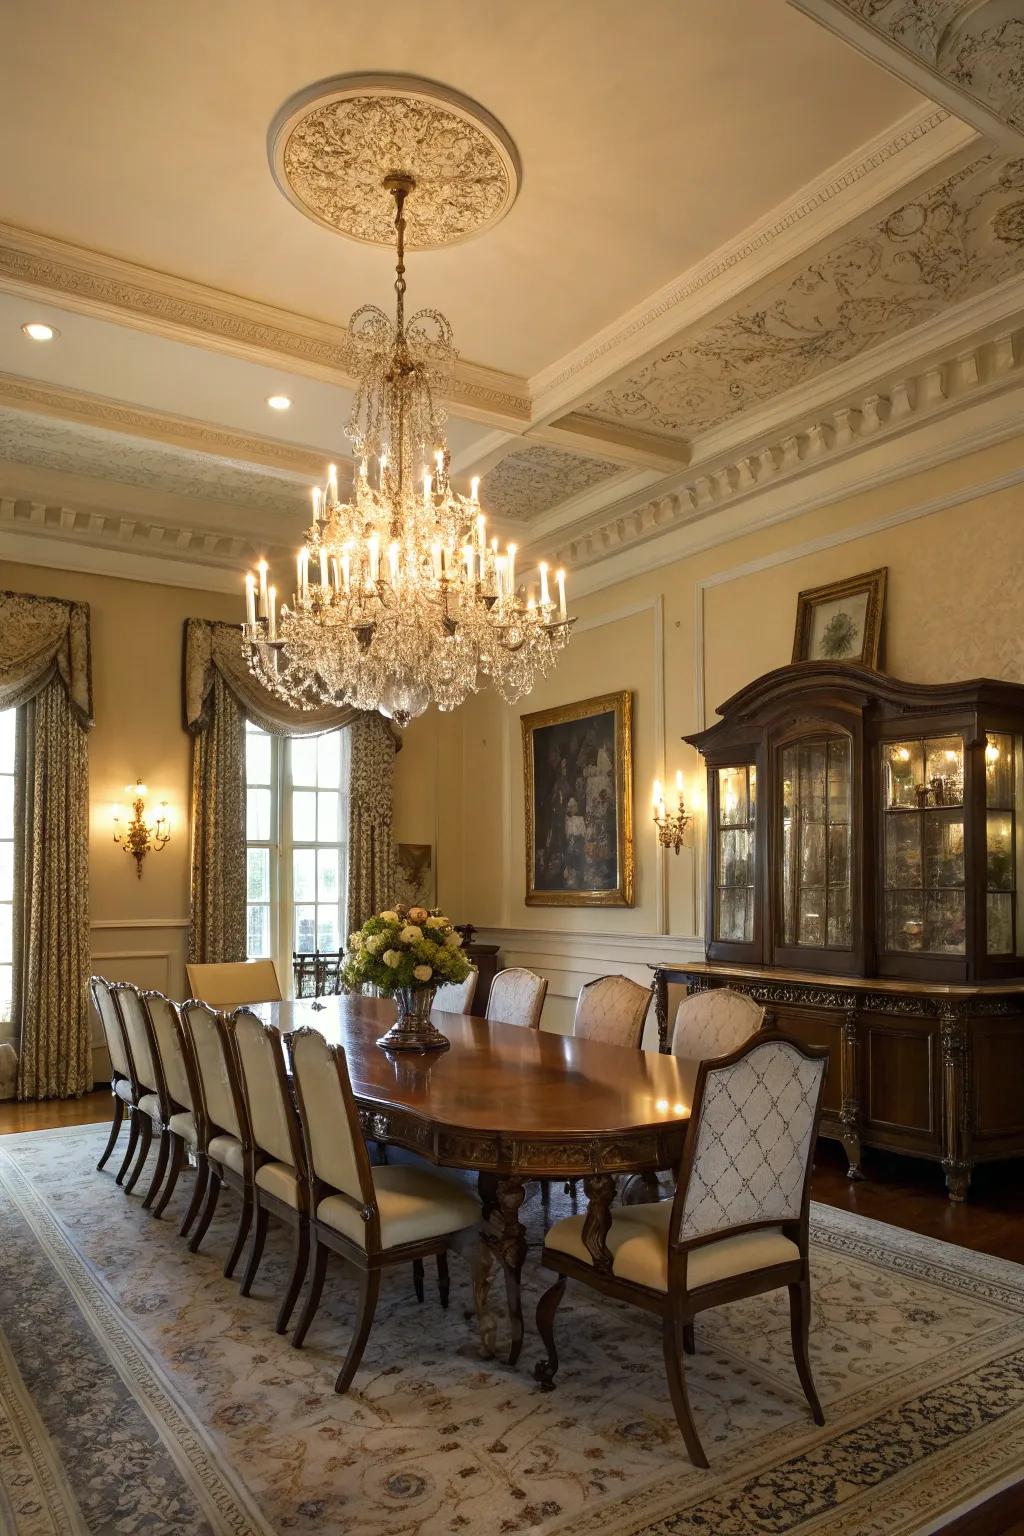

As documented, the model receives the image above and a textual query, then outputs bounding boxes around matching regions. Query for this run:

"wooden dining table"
[255,993,698,1366]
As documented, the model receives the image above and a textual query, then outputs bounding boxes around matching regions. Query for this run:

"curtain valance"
[0,591,93,727]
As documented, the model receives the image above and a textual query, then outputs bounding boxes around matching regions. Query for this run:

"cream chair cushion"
[186,959,282,1008]
[114,1078,134,1103]
[318,1165,479,1250]
[545,1201,799,1292]
[168,1110,197,1145]
[137,1092,161,1121]
[255,1160,301,1207]
[208,1133,245,1175]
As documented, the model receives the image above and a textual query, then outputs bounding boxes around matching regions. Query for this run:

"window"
[0,709,15,1025]
[245,722,351,987]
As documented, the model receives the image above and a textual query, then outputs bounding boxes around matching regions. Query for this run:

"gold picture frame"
[522,690,634,907]
[792,567,887,668]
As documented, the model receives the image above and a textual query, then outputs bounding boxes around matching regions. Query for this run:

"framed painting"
[394,843,434,908]
[522,690,634,907]
[792,567,887,668]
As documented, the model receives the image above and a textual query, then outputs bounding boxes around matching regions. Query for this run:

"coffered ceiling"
[1,0,1023,591]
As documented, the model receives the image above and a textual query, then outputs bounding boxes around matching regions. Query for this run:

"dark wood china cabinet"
[653,662,1024,1202]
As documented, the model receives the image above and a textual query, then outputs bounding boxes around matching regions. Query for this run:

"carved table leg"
[940,1004,973,1203]
[582,1173,617,1272]
[654,968,670,1055]
[495,1176,528,1366]
[840,1002,865,1181]
[469,1230,499,1359]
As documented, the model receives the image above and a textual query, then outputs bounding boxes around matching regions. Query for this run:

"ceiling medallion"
[268,74,521,249]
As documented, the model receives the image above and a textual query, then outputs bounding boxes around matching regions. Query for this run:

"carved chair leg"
[540,1179,550,1206]
[114,1109,140,1186]
[151,1133,185,1219]
[188,1166,222,1253]
[562,1179,577,1200]
[292,1235,328,1349]
[142,1128,170,1211]
[335,1268,381,1395]
[683,1322,696,1355]
[96,1095,125,1171]
[275,1221,309,1335]
[436,1249,450,1309]
[239,1204,269,1297]
[123,1113,153,1195]
[662,1316,708,1469]
[412,1257,425,1302]
[533,1273,567,1392]
[179,1157,209,1238]
[788,1279,825,1426]
[224,1187,254,1279]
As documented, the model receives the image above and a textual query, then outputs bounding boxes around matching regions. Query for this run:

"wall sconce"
[113,780,170,878]
[653,771,691,855]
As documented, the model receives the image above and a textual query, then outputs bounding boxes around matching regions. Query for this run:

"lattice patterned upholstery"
[677,1038,825,1242]
[485,967,547,1030]
[671,986,764,1060]
[434,968,478,1014]
[573,975,651,1049]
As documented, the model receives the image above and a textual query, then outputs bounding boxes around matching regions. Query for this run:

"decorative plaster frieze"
[479,443,626,522]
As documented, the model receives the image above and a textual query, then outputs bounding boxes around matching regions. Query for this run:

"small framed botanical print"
[522,690,634,907]
[792,568,887,668]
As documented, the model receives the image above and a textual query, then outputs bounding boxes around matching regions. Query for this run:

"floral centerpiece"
[344,903,470,1052]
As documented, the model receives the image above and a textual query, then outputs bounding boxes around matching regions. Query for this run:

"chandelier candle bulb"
[464,544,475,582]
[367,535,380,586]
[423,470,432,505]
[319,548,328,589]
[388,541,400,586]
[508,543,517,595]
[331,556,340,592]
[327,465,338,504]
[471,477,480,505]
[245,574,257,629]
[312,486,322,521]
[556,568,566,621]
[268,586,277,642]
[539,562,550,608]
[341,550,351,595]
[257,560,269,619]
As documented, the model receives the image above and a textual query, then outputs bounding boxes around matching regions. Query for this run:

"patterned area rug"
[1,1125,1024,1536]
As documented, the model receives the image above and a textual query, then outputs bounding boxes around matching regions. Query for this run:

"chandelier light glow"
[242,173,574,725]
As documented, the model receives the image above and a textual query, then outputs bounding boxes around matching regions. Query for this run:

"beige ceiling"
[1,0,1023,588]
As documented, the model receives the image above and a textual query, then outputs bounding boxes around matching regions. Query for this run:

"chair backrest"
[90,976,130,1079]
[180,1001,245,1140]
[293,953,319,998]
[184,959,283,1009]
[434,967,478,1015]
[485,967,547,1030]
[671,986,764,1060]
[671,1030,828,1249]
[229,1009,304,1172]
[111,982,160,1096]
[289,1028,373,1210]
[142,991,192,1111]
[573,975,652,1049]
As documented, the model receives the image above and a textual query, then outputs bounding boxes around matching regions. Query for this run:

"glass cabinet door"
[780,737,853,950]
[882,735,965,955]
[713,764,756,944]
[985,732,1020,956]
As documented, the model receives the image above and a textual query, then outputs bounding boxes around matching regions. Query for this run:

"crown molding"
[0,514,246,593]
[0,221,531,428]
[528,103,976,423]
[0,370,337,476]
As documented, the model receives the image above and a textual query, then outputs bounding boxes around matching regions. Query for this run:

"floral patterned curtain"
[0,592,93,1100]
[347,712,397,930]
[188,671,247,965]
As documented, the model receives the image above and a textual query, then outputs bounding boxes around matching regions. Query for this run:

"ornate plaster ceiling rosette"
[268,74,521,249]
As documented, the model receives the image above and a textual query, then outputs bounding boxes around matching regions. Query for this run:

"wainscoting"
[88,917,189,1081]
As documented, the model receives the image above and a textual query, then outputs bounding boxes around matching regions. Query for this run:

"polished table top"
[254,994,697,1142]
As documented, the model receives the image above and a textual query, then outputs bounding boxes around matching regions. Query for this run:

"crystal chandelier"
[242,173,574,726]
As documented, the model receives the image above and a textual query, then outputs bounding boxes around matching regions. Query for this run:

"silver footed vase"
[375,986,450,1053]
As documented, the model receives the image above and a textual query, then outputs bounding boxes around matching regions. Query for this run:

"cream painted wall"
[421,429,1024,1037]
[1,559,238,1071]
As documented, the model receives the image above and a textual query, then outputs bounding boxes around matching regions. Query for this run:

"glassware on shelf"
[781,736,852,949]
[882,734,966,957]
[985,733,1018,955]
[713,764,755,944]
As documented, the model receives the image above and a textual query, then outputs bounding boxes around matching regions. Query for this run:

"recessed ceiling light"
[22,321,59,341]
[267,394,292,411]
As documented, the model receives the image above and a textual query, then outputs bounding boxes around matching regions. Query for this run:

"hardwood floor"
[2,1093,1022,1534]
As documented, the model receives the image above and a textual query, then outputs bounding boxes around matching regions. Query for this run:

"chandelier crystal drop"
[242,172,574,726]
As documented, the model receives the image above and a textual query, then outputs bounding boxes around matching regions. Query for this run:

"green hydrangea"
[342,902,471,995]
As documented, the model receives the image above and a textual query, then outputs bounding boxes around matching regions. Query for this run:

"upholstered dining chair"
[227,1009,310,1333]
[573,975,653,1049]
[108,982,169,1203]
[671,985,764,1059]
[141,990,200,1223]
[288,1027,480,1393]
[434,967,478,1015]
[179,1000,254,1276]
[485,967,548,1030]
[90,975,138,1181]
[184,958,283,1009]
[535,1030,829,1467]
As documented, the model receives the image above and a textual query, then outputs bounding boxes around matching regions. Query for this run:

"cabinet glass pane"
[924,811,965,888]
[886,814,922,887]
[885,742,924,809]
[924,737,964,807]
[987,812,1013,891]
[987,892,1014,955]
[885,889,925,951]
[713,764,755,944]
[985,734,1018,954]
[781,736,852,949]
[925,890,966,954]
[881,734,967,956]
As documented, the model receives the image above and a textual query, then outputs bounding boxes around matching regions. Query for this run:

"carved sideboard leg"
[654,969,670,1054]
[469,1231,499,1359]
[840,1003,865,1181]
[495,1176,528,1366]
[581,1173,617,1272]
[940,1004,973,1203]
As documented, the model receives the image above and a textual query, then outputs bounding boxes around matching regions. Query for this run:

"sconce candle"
[113,780,171,878]
[653,772,691,855]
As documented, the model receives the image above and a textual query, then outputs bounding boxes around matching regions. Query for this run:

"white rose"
[413,964,433,982]
[425,915,446,930]
[364,935,383,954]
[380,910,399,922]
[383,949,401,968]
[400,924,423,943]
[445,931,463,949]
